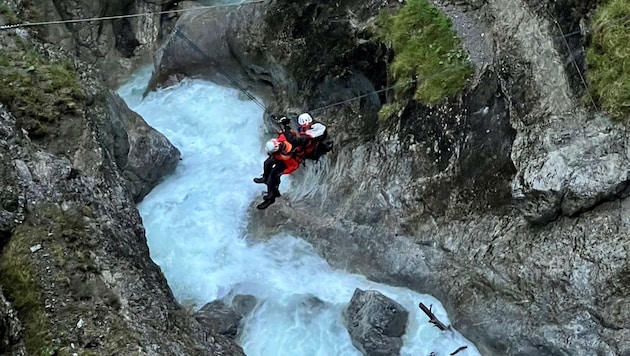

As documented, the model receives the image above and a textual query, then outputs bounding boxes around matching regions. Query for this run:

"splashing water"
[117,66,480,356]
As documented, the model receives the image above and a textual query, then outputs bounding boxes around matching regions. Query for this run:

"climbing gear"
[279,116,291,126]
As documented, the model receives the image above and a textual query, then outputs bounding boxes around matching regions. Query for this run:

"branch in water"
[450,346,468,355]
[418,302,449,330]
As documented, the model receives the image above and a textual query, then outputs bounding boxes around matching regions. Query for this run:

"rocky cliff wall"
[0,1,245,354]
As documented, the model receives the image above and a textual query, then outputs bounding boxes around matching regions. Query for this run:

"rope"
[553,14,630,40]
[171,26,268,111]
[2,1,627,116]
[130,0,268,112]
[0,0,265,31]
[309,65,468,114]
[551,16,599,111]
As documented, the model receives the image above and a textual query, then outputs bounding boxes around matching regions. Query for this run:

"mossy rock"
[0,46,85,151]
[0,214,52,354]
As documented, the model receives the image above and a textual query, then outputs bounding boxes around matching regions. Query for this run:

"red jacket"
[272,134,300,174]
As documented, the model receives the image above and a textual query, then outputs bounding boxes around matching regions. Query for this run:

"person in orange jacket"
[253,116,310,210]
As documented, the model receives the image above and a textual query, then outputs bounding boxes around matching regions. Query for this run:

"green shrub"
[586,0,630,120]
[376,0,473,108]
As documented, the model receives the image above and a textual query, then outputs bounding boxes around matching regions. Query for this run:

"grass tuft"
[585,0,630,121]
[376,0,473,109]
[0,49,84,137]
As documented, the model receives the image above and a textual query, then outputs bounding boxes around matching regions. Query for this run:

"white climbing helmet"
[265,139,281,153]
[297,113,313,126]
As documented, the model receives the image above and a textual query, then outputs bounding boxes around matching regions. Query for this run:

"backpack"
[304,136,334,162]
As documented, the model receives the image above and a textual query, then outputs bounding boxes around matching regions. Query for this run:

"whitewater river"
[117,65,480,356]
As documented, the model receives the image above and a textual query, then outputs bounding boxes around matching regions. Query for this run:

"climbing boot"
[253,176,266,184]
[257,198,275,210]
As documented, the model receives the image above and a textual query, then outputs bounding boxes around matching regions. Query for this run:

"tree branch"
[418,302,449,331]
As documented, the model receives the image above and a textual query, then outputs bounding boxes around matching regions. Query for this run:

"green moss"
[0,221,53,354]
[0,2,18,24]
[585,0,630,120]
[378,102,403,121]
[0,49,84,138]
[0,203,97,355]
[376,0,473,108]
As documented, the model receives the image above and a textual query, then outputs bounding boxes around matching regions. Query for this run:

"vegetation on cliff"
[0,2,18,24]
[376,0,473,117]
[586,0,630,120]
[0,44,84,141]
[0,203,142,355]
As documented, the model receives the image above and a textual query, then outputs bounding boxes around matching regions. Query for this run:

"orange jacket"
[272,134,300,174]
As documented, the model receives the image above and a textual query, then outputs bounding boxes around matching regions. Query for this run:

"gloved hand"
[270,113,279,120]
[279,116,291,125]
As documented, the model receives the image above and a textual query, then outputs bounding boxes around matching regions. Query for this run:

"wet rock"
[109,94,181,202]
[343,289,409,356]
[194,295,257,338]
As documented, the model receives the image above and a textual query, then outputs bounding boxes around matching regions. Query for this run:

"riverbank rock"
[194,294,257,338]
[343,289,409,356]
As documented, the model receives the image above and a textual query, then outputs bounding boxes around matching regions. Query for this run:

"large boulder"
[343,289,409,356]
[147,2,273,97]
[105,93,181,203]
[511,113,630,224]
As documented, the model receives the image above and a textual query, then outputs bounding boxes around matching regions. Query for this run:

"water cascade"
[118,66,480,356]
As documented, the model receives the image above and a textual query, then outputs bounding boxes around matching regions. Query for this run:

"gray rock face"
[343,289,409,356]
[234,1,630,355]
[0,15,242,356]
[0,291,24,355]
[12,0,163,87]
[511,113,630,224]
[147,2,271,98]
[107,94,181,202]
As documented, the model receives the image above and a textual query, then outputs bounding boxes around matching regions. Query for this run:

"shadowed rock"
[0,292,24,355]
[194,295,257,338]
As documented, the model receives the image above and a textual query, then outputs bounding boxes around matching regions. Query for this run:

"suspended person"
[253,116,310,210]
[294,113,333,162]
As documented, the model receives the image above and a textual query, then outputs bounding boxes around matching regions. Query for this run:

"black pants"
[262,156,285,199]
